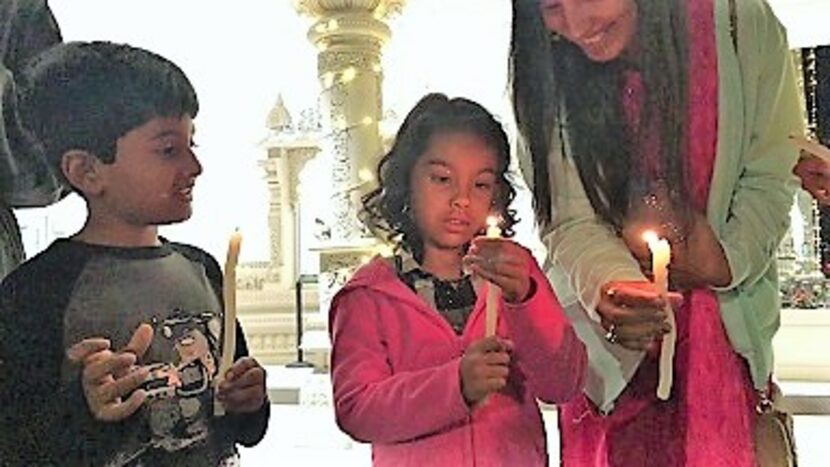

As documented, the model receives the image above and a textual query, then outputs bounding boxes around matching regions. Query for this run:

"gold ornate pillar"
[295,0,405,241]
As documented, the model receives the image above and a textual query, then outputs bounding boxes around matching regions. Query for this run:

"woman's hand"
[463,238,533,303]
[623,211,731,290]
[596,281,678,352]
[669,212,732,289]
[794,152,830,205]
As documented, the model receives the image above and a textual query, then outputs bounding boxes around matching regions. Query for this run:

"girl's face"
[538,0,638,63]
[409,131,499,255]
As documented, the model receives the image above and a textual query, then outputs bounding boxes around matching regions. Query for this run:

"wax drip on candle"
[485,215,502,337]
[643,229,675,400]
[215,229,242,416]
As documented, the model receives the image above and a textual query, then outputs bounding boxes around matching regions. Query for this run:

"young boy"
[0,41,269,466]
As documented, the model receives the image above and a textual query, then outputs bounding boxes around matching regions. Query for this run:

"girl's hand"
[462,238,532,303]
[459,336,512,405]
[217,357,267,413]
[794,152,830,205]
[596,281,678,351]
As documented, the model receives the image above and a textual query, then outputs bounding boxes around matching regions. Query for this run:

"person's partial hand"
[668,212,732,290]
[217,357,267,413]
[794,153,830,205]
[459,336,512,405]
[463,238,532,303]
[623,212,731,290]
[66,323,154,422]
[596,281,678,351]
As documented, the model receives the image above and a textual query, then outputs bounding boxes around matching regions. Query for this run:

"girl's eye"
[475,181,494,191]
[429,174,451,184]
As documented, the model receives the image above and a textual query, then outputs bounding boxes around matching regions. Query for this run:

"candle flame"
[642,230,659,246]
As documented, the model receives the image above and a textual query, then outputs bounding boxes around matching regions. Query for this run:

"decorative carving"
[319,50,380,75]
[294,0,406,19]
[267,95,293,131]
[298,107,323,133]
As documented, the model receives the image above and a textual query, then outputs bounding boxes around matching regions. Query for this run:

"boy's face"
[96,115,201,227]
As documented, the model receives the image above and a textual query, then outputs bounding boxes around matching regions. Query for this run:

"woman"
[510,0,803,465]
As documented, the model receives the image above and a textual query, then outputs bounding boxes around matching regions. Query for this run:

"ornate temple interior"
[8,1,830,465]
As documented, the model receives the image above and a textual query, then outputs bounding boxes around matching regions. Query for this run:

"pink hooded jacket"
[329,256,587,466]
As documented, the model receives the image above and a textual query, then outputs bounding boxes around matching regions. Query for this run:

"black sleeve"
[168,242,270,447]
[0,0,64,207]
[0,0,62,74]
[0,242,128,466]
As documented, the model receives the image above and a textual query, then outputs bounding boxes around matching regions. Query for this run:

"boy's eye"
[161,145,178,157]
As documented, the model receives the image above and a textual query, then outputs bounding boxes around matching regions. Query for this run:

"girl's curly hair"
[360,93,518,262]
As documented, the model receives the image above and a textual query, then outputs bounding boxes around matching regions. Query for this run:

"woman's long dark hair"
[510,0,689,229]
[360,93,519,262]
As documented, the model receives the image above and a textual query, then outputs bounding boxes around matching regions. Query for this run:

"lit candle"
[215,229,242,416]
[643,230,676,400]
[485,216,501,337]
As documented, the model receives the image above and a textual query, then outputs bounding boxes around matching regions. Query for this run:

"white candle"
[485,216,501,337]
[215,229,242,416]
[643,230,676,400]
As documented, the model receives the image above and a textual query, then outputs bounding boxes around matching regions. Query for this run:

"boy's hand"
[459,336,512,405]
[463,238,532,303]
[66,323,154,422]
[217,357,267,413]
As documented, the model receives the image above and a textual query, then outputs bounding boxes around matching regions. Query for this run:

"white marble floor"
[239,370,829,466]
[239,405,829,466]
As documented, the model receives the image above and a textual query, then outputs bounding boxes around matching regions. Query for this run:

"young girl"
[328,93,587,467]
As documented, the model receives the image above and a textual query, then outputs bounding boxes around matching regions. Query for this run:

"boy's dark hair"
[17,41,199,188]
[360,93,519,262]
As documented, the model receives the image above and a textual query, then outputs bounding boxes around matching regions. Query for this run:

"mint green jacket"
[518,0,804,412]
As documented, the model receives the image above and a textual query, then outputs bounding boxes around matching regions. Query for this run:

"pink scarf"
[682,0,757,464]
[559,1,757,465]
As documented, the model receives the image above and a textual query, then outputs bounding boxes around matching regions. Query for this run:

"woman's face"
[538,0,638,63]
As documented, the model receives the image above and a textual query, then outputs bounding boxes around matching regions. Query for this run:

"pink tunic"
[559,1,758,465]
